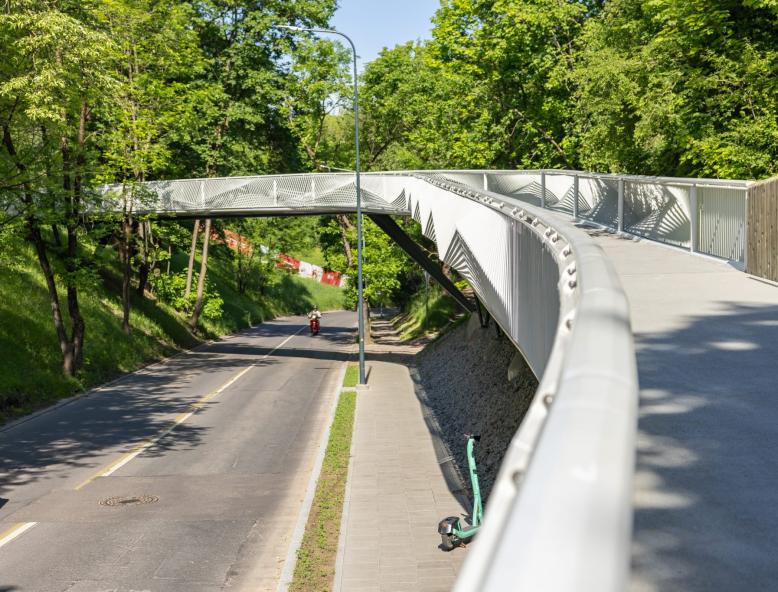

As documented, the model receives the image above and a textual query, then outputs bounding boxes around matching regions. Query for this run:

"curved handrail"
[392,172,638,591]
[102,170,643,590]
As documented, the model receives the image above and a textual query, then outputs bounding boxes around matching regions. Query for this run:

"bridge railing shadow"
[631,301,778,590]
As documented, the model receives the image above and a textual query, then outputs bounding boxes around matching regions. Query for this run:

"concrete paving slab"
[335,361,467,592]
[589,232,778,592]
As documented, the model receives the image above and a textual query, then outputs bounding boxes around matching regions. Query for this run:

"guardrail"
[387,173,639,592]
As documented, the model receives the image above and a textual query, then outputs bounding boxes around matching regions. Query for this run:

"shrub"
[150,270,224,320]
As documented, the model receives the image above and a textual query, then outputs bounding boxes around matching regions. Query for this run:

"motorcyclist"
[308,305,322,335]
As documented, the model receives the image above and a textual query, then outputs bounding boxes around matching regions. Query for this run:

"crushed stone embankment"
[413,316,538,502]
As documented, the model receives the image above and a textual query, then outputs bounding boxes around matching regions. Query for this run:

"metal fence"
[404,174,638,592]
[429,170,751,265]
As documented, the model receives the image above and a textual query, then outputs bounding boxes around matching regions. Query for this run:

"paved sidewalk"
[335,360,467,592]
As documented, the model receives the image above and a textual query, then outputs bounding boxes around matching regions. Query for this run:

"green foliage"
[354,0,777,179]
[571,0,778,178]
[319,215,414,307]
[0,227,344,421]
[394,284,461,341]
[0,237,199,421]
[150,270,224,320]
[284,37,353,169]
[266,273,346,314]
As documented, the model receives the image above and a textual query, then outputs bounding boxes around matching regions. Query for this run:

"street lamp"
[275,24,367,385]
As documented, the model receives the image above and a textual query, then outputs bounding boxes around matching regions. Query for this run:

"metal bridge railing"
[427,169,752,266]
[392,173,638,592]
[102,168,755,590]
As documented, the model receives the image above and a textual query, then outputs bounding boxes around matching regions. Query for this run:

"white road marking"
[0,522,37,549]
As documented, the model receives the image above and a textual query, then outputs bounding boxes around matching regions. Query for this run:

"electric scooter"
[438,434,483,551]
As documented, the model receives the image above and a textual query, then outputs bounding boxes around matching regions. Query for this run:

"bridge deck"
[588,230,778,591]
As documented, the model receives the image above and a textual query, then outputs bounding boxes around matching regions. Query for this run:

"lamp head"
[274,24,304,32]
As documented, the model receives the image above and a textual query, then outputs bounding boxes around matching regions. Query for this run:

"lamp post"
[276,24,366,385]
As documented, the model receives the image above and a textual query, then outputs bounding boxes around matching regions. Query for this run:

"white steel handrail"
[103,169,764,590]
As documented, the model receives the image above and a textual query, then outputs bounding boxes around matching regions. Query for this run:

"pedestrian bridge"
[109,170,777,591]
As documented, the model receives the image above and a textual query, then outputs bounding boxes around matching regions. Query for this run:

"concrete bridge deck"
[588,230,778,591]
[97,170,775,589]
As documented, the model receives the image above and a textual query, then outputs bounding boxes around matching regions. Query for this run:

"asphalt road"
[0,311,356,592]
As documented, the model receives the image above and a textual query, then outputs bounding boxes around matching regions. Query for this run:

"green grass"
[0,239,345,423]
[393,285,461,341]
[290,388,356,592]
[342,364,358,388]
[268,274,346,314]
[285,245,328,268]
[0,243,195,421]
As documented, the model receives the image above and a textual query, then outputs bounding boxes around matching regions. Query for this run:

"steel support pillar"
[475,297,490,328]
[368,214,475,313]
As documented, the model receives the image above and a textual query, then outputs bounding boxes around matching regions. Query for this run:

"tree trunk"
[166,243,172,274]
[29,222,76,375]
[2,121,76,375]
[236,233,245,294]
[120,216,134,334]
[185,218,200,297]
[66,224,85,369]
[336,214,355,267]
[190,218,212,330]
[136,220,150,297]
[63,100,89,370]
[51,224,62,247]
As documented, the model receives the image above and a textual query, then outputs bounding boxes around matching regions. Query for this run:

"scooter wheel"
[440,533,456,552]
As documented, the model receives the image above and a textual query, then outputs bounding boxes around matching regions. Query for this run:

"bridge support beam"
[368,214,475,313]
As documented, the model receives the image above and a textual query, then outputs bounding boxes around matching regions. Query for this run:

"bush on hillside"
[150,270,224,320]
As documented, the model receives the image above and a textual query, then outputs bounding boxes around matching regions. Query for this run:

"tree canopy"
[356,0,778,180]
[1,0,776,380]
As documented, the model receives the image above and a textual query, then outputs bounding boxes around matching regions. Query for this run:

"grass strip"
[342,364,359,388]
[289,387,356,592]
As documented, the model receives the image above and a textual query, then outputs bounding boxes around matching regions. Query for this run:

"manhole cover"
[99,495,159,507]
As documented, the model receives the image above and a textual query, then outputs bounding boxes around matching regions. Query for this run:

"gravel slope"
[413,315,538,503]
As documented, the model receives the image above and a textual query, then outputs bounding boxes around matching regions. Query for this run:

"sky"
[330,0,441,70]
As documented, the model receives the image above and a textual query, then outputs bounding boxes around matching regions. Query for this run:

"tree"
[185,219,201,297]
[358,42,438,170]
[284,36,352,169]
[320,216,412,308]
[0,1,118,375]
[190,218,212,329]
[94,0,206,332]
[571,0,778,178]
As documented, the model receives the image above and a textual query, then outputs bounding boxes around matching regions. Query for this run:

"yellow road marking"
[0,324,306,554]
[0,522,37,548]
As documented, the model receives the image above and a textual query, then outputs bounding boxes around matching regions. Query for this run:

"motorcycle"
[309,317,320,336]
